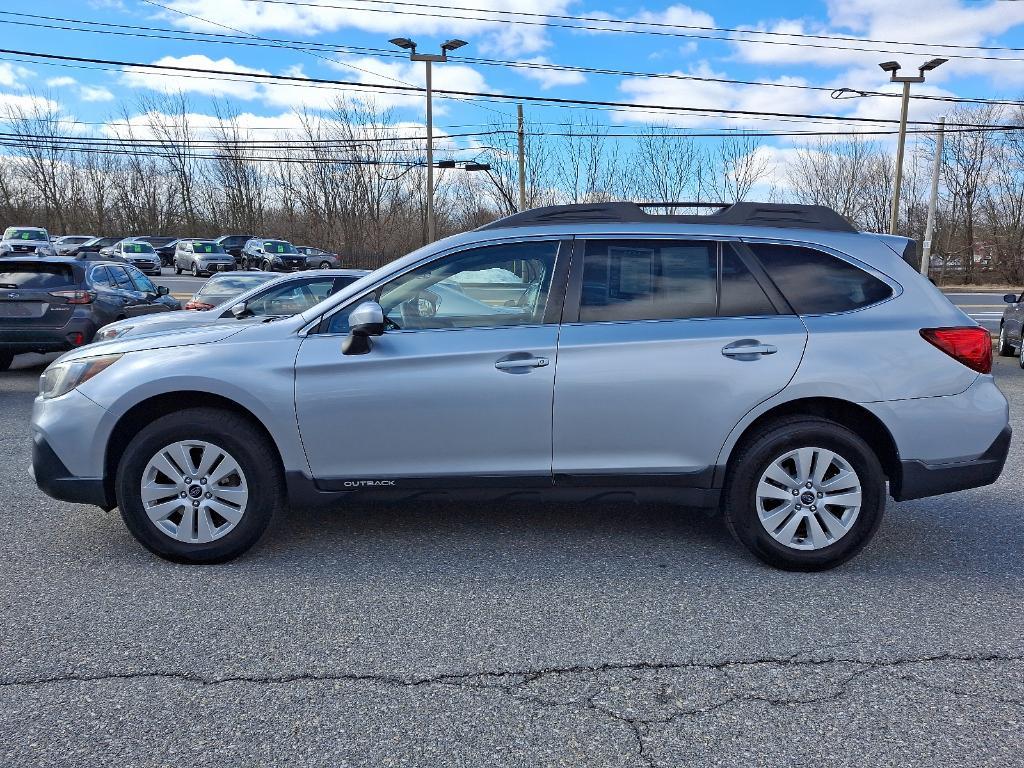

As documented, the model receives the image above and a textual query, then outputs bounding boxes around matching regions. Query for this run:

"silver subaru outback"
[29,202,1010,570]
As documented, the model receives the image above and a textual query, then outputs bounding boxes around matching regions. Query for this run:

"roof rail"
[476,201,857,233]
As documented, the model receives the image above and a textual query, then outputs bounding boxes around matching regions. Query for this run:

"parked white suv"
[29,202,1009,570]
[1,226,55,257]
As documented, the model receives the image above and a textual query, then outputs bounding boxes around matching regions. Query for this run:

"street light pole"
[879,58,947,235]
[389,36,468,243]
[922,116,945,278]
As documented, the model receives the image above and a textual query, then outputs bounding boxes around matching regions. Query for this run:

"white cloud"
[0,62,33,90]
[80,85,115,103]
[120,54,269,99]
[0,92,60,114]
[517,57,586,89]
[46,77,78,88]
[155,0,575,56]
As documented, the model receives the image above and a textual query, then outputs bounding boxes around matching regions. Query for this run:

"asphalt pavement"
[0,353,1022,766]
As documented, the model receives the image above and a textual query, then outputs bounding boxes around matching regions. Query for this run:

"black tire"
[115,408,282,564]
[723,416,885,571]
[262,260,273,272]
[0,351,12,372]
[997,324,1014,357]
[174,264,182,275]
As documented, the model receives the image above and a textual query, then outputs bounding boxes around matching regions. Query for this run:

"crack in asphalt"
[2,650,1020,768]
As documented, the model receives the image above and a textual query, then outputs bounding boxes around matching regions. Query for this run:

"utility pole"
[389,36,468,243]
[517,104,526,212]
[879,58,947,235]
[922,116,945,278]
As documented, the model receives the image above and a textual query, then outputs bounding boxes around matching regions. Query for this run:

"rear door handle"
[722,341,777,358]
[495,356,549,371]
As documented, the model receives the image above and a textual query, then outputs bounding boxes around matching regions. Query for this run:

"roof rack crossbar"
[476,201,857,233]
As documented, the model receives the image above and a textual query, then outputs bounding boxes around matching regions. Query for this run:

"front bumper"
[30,432,114,509]
[893,425,1011,501]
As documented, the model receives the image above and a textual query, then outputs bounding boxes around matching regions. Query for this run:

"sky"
[2,0,1024,171]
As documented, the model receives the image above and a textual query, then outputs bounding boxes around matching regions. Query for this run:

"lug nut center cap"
[800,491,816,505]
[188,485,204,499]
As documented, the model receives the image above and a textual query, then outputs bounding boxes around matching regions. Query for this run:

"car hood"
[58,322,248,363]
[2,239,50,247]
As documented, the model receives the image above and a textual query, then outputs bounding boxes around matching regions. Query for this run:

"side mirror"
[230,301,251,319]
[1003,293,1019,304]
[342,300,385,355]
[157,285,169,296]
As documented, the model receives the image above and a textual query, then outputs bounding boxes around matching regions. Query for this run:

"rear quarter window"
[747,242,893,315]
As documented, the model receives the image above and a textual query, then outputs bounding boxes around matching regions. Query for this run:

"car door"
[124,266,168,315]
[552,237,807,484]
[106,264,149,317]
[293,238,569,485]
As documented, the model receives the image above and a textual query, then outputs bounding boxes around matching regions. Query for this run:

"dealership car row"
[0,224,351,369]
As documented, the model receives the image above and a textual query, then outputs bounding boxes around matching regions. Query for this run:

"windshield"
[4,228,47,241]
[263,240,297,254]
[59,236,90,245]
[192,242,226,254]
[195,274,272,299]
[123,242,155,254]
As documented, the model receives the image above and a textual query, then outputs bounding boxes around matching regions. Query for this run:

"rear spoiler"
[872,234,920,271]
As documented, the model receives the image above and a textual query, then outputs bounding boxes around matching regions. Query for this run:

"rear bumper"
[893,425,1011,501]
[0,317,97,353]
[30,432,114,509]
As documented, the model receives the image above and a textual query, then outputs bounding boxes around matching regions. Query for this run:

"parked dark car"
[296,245,341,269]
[216,234,256,267]
[241,238,307,272]
[0,257,178,371]
[66,236,121,257]
[182,271,277,310]
[132,236,179,267]
[106,240,162,276]
[998,291,1024,366]
[173,240,236,276]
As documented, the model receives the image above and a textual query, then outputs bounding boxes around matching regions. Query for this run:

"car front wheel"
[723,416,885,571]
[262,260,273,272]
[319,261,331,269]
[115,408,282,563]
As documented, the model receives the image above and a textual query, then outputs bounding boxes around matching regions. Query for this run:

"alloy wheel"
[755,447,862,551]
[140,440,249,543]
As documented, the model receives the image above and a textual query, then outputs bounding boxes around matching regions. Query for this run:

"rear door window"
[0,263,75,288]
[747,242,893,314]
[108,265,136,291]
[720,246,777,317]
[579,240,718,322]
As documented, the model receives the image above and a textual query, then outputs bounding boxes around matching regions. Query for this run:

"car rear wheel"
[319,261,331,269]
[723,416,885,571]
[191,262,200,277]
[0,352,12,372]
[998,325,1015,357]
[174,264,182,275]
[116,408,282,563]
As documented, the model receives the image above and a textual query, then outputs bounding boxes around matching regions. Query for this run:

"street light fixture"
[389,36,470,243]
[882,57,946,234]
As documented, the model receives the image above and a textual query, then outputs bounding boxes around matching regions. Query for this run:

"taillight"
[49,289,95,305]
[184,301,214,311]
[920,327,992,374]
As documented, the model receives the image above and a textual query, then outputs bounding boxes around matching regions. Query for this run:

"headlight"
[94,325,132,342]
[39,354,122,399]
[272,256,283,263]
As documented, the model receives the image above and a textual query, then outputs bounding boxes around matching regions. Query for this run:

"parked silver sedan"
[93,269,368,342]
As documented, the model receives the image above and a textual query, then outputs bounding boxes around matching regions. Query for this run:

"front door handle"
[722,341,778,358]
[494,356,549,371]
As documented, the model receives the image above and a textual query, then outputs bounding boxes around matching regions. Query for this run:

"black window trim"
[309,235,573,336]
[739,236,902,317]
[564,235,789,325]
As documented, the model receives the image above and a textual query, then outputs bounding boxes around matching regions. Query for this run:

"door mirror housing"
[1003,293,1019,304]
[156,285,170,296]
[230,301,251,319]
[342,300,385,355]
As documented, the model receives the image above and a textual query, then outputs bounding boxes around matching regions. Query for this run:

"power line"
[251,0,1024,54]
[236,0,1024,62]
[4,12,1023,108]
[7,47,1020,130]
